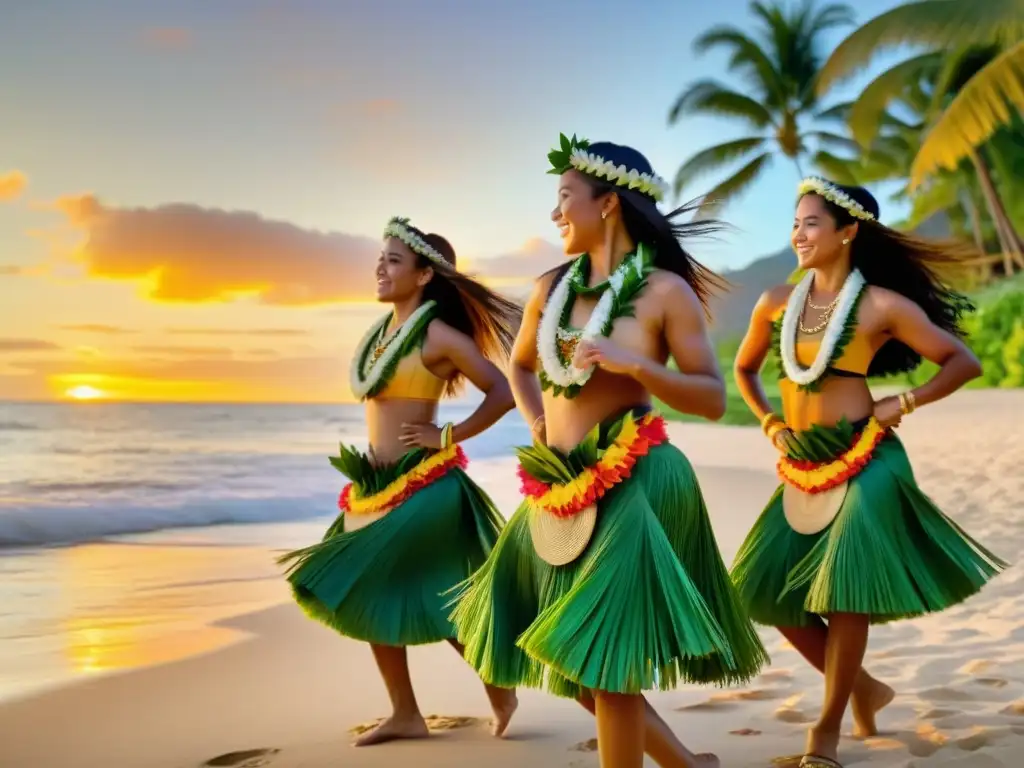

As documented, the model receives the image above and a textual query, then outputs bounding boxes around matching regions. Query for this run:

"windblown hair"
[803,184,976,378]
[402,222,522,395]
[547,142,728,315]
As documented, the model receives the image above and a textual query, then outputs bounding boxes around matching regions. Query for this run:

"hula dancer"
[450,135,768,768]
[730,178,1005,767]
[279,217,521,746]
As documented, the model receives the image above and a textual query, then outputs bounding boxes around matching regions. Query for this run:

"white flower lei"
[382,216,449,269]
[797,177,875,221]
[349,300,437,400]
[537,246,648,389]
[568,148,670,202]
[780,269,866,386]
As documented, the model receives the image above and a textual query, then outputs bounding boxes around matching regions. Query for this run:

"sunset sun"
[65,385,106,401]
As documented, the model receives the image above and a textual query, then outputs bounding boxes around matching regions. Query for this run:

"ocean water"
[0,401,530,701]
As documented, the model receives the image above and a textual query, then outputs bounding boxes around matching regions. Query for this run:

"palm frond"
[672,137,767,197]
[806,130,862,153]
[817,0,1024,95]
[910,41,1024,187]
[904,178,963,229]
[809,2,857,33]
[810,150,863,185]
[696,152,773,215]
[667,80,776,128]
[693,27,787,104]
[848,53,943,146]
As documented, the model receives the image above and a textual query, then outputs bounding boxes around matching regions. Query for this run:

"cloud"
[0,171,27,202]
[57,324,137,335]
[360,98,402,116]
[0,338,60,352]
[51,194,383,304]
[0,265,23,276]
[132,345,235,357]
[165,327,309,336]
[140,27,192,50]
[474,237,566,283]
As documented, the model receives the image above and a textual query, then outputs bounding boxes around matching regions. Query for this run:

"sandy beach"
[1,389,1021,768]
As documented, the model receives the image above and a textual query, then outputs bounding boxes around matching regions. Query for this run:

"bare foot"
[490,689,518,737]
[852,680,895,737]
[691,753,720,768]
[352,714,430,746]
[804,727,840,762]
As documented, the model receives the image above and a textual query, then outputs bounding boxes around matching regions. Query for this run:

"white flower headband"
[547,133,670,202]
[381,216,449,269]
[797,177,876,221]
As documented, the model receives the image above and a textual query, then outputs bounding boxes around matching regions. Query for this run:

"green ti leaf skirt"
[730,422,1006,627]
[448,409,769,698]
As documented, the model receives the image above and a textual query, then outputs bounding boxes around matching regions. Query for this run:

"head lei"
[382,216,450,269]
[797,177,876,222]
[547,133,670,203]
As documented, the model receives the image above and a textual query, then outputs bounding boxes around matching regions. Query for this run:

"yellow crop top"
[373,350,446,401]
[773,307,877,379]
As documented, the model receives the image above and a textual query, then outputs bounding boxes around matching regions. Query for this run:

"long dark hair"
[403,223,522,395]
[546,142,727,315]
[804,184,976,377]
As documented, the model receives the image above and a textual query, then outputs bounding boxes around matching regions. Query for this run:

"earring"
[842,238,850,245]
[601,211,607,220]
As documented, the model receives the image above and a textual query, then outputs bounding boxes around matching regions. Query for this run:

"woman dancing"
[730,178,1005,768]
[451,135,768,768]
[280,216,521,746]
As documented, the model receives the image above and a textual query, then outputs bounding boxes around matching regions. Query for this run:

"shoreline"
[1,390,1021,767]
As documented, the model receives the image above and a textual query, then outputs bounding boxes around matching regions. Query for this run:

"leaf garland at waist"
[328,443,430,495]
[780,418,860,463]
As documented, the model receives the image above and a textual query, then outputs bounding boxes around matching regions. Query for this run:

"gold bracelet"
[766,422,787,443]
[898,392,916,416]
[440,422,454,449]
[760,412,782,434]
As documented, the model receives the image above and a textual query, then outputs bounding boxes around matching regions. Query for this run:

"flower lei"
[547,133,670,202]
[537,243,654,398]
[517,412,667,518]
[797,177,875,221]
[382,216,450,269]
[778,269,867,392]
[349,301,437,400]
[778,418,885,493]
[340,443,467,517]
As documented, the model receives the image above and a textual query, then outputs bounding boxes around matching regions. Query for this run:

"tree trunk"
[969,149,1022,275]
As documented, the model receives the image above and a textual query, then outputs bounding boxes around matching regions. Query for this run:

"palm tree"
[667,0,857,212]
[819,2,1024,273]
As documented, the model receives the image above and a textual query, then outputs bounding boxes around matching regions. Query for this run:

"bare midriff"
[779,377,875,433]
[366,397,439,465]
[542,292,663,453]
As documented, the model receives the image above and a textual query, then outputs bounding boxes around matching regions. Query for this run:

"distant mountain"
[706,247,792,341]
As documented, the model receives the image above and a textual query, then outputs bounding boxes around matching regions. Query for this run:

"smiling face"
[792,193,858,269]
[375,237,432,302]
[551,170,611,255]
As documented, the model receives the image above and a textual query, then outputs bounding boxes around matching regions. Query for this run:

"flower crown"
[797,177,876,221]
[382,216,449,268]
[547,133,670,202]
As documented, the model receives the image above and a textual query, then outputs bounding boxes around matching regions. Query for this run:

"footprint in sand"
[999,700,1024,716]
[773,694,814,725]
[729,728,762,736]
[919,686,977,703]
[958,659,997,675]
[955,726,1010,752]
[920,707,960,720]
[678,688,785,712]
[202,749,281,767]
[348,714,483,736]
[973,677,1009,689]
[758,669,795,684]
[570,737,598,752]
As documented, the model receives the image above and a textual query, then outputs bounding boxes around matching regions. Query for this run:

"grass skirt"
[731,423,1006,627]
[449,411,768,698]
[278,445,504,646]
